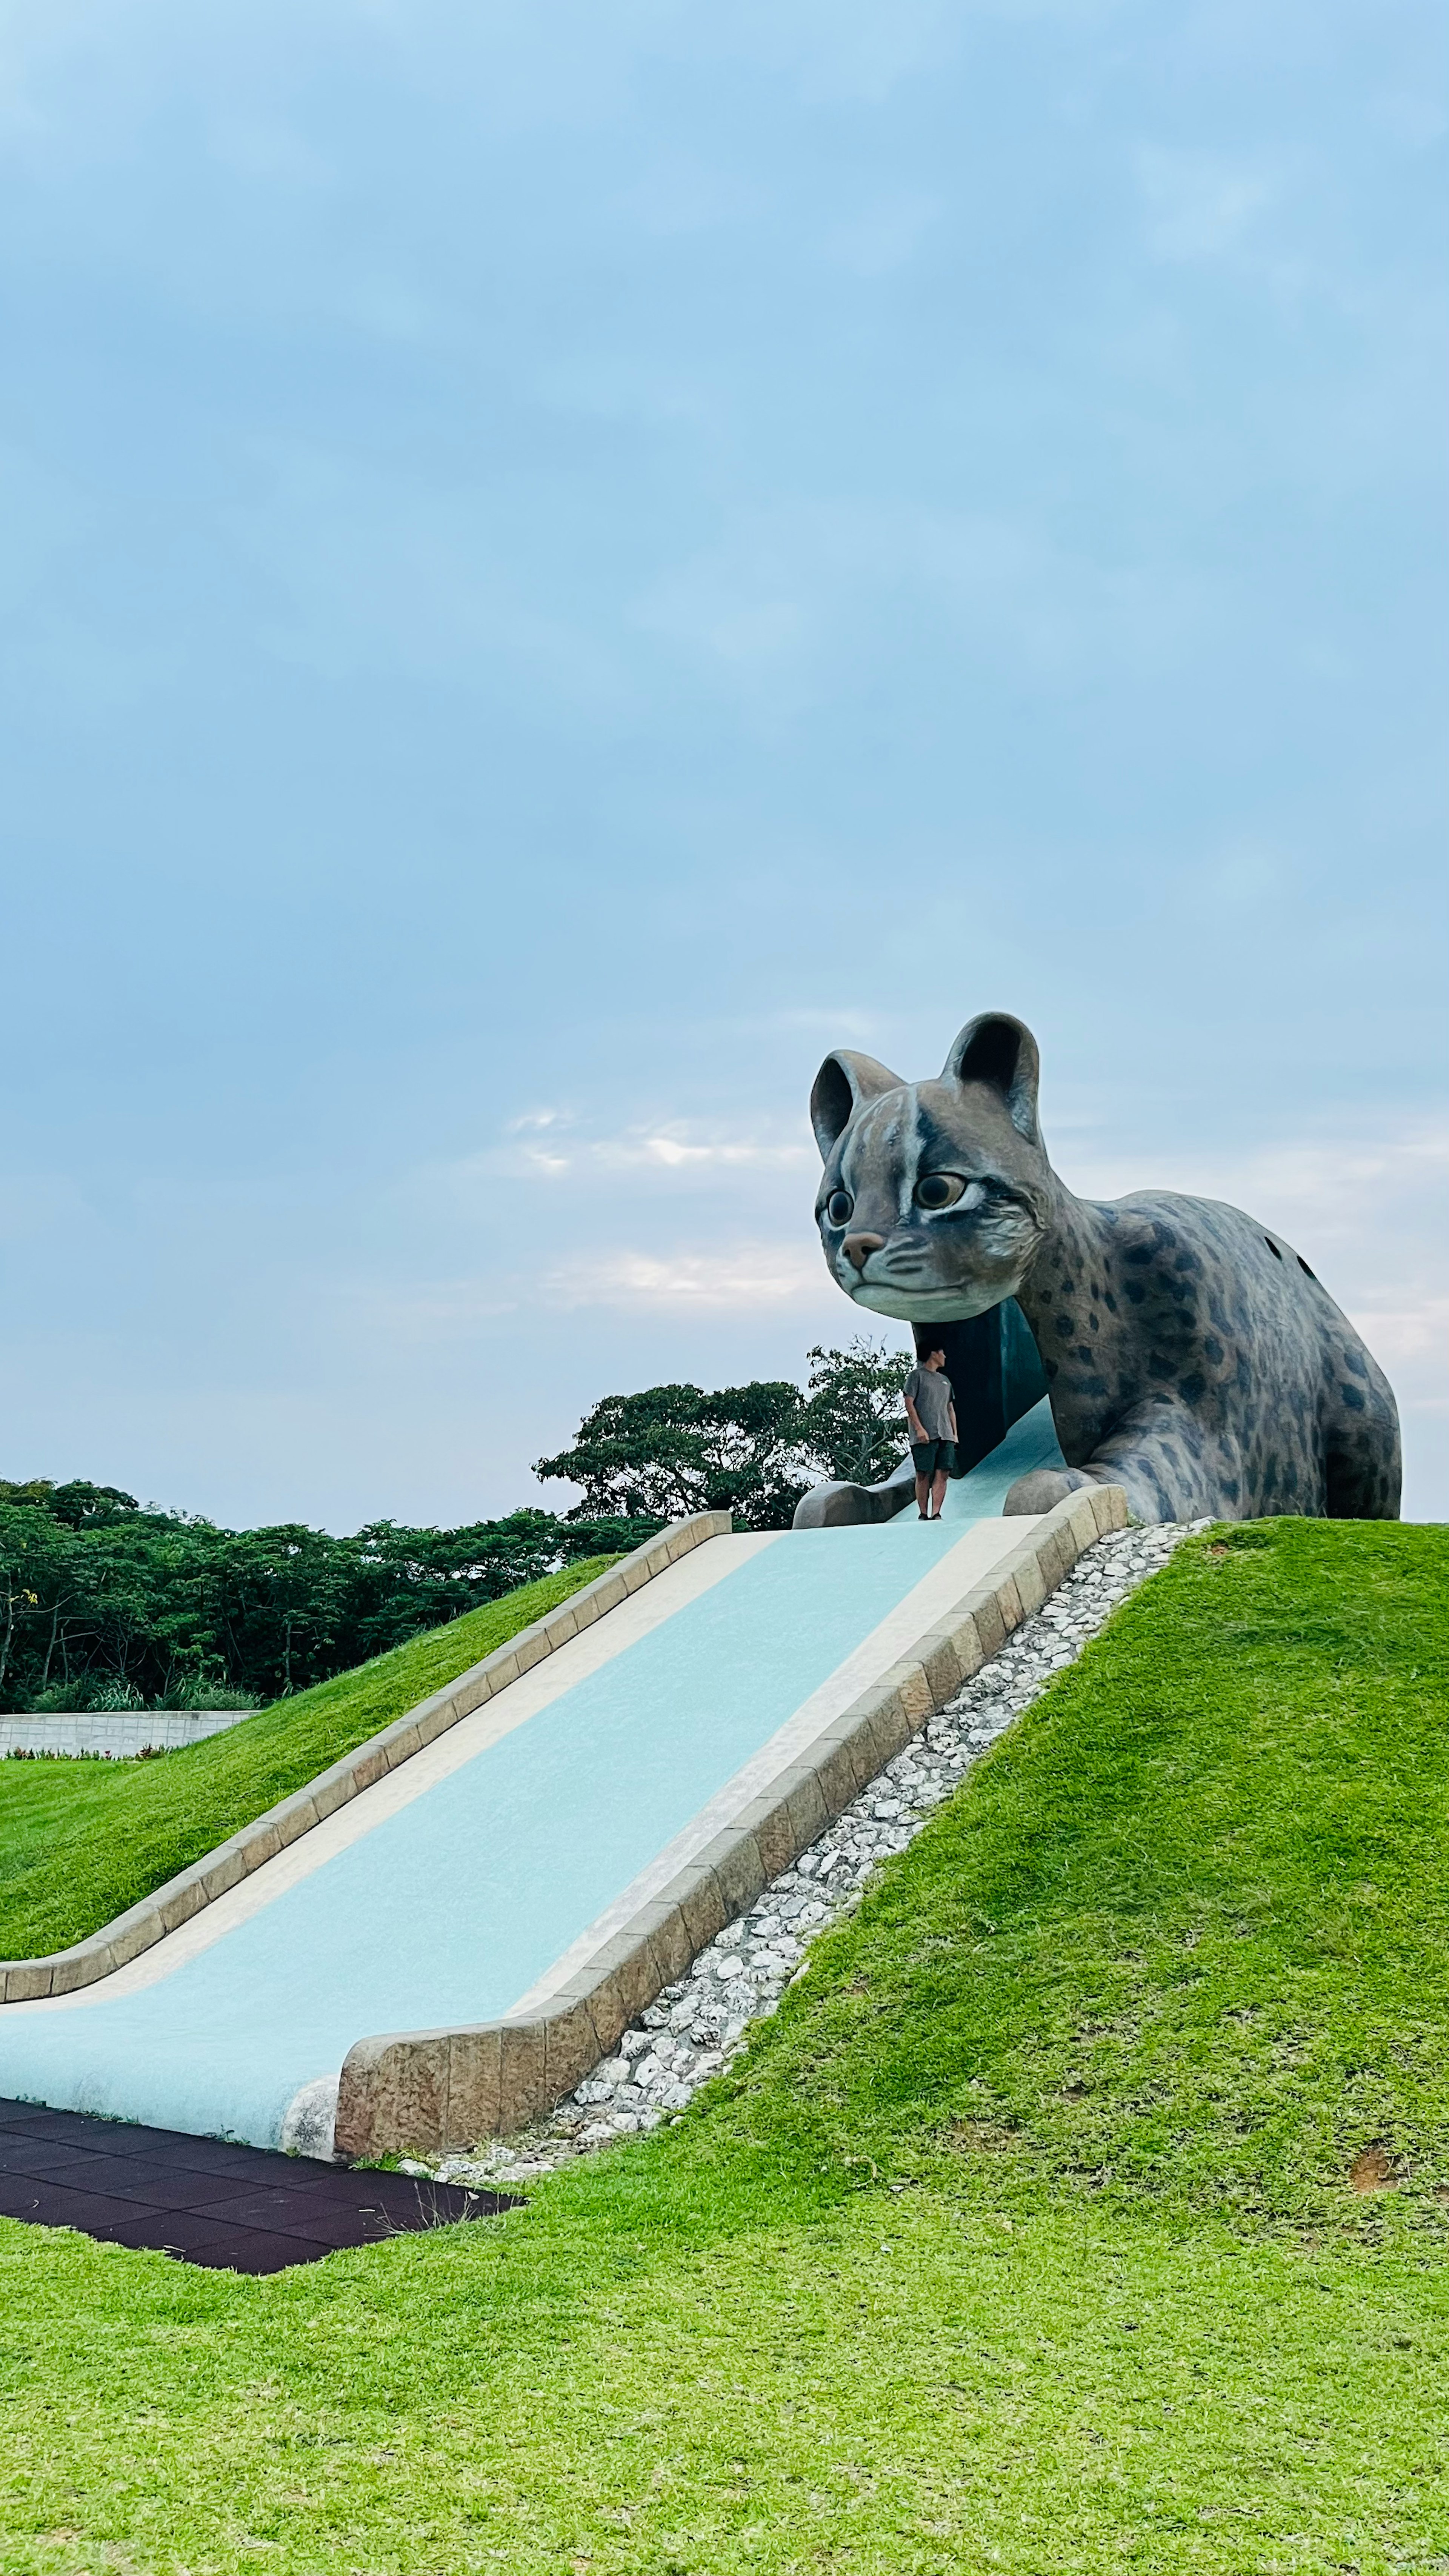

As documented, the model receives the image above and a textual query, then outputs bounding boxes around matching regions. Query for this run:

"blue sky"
[2,0,1445,1527]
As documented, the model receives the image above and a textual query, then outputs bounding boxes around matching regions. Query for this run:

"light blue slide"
[0,1407,1068,2156]
[924,1396,1067,1523]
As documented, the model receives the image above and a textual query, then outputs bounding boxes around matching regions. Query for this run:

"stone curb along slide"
[0,1484,1125,2166]
[333,1482,1126,2160]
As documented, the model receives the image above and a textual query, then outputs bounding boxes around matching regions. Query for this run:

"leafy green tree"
[0,1503,79,1705]
[535,1381,808,1531]
[337,1512,660,1661]
[189,1524,355,1701]
[795,1337,909,1487]
[534,1347,908,1531]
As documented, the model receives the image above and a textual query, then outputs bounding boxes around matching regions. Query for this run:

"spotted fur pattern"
[810,1012,1400,1524]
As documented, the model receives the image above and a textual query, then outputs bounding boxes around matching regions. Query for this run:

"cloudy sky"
[2,0,1445,1527]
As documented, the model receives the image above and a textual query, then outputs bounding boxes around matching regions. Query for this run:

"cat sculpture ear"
[809,1050,904,1161]
[941,1012,1044,1149]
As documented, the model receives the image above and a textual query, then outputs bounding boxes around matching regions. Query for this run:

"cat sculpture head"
[810,1011,1055,1322]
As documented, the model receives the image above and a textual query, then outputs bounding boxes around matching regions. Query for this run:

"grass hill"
[0,1559,617,1962]
[706,1514,1449,2231]
[2,1519,1446,2571]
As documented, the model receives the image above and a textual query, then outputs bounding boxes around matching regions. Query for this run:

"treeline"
[0,1488,656,1714]
[0,1340,908,1714]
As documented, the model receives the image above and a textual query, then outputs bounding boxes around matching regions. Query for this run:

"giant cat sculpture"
[810,1011,1400,1524]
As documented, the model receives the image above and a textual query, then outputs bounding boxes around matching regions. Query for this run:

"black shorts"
[911,1439,957,1476]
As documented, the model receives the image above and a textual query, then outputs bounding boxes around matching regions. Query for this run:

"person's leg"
[912,1439,931,1516]
[930,1463,949,1517]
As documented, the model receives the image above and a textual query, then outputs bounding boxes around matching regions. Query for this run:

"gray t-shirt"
[904,1364,955,1443]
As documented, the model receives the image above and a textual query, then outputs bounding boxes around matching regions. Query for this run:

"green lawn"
[2,1519,1446,2573]
[0,1559,619,1962]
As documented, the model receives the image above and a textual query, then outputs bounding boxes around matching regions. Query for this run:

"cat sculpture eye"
[914,1172,969,1210]
[824,1188,854,1227]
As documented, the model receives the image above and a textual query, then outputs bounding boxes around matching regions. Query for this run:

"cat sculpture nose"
[841,1231,886,1272]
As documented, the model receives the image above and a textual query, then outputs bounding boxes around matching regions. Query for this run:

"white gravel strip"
[398,1518,1204,2191]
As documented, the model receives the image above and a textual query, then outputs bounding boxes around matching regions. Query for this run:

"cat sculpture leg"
[1001,1395,1225,1521]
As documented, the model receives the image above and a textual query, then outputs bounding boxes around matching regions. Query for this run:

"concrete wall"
[0,1710,254,1760]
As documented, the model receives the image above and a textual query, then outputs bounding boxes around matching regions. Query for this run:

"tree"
[535,1380,809,1531]
[0,1504,77,1704]
[0,1478,140,1527]
[339,1512,661,1661]
[794,1337,910,1488]
[534,1342,912,1532]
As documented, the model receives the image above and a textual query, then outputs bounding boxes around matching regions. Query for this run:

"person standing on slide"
[904,1346,959,1520]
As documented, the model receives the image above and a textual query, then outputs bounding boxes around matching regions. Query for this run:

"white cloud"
[1064,1116,1449,1261]
[597,1128,812,1174]
[545,1239,825,1311]
[435,1117,813,1189]
[1344,1298,1449,1370]
[502,1107,572,1170]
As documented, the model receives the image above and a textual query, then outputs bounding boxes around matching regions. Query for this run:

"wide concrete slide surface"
[0,1505,1051,2158]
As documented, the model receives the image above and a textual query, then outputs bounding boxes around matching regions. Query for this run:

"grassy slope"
[707,1515,1449,2224]
[1,1520,1446,2574]
[0,1560,619,1961]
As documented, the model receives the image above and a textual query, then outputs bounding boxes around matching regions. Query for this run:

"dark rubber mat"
[0,2096,516,2272]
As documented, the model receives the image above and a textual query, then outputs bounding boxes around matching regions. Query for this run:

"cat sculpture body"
[811,1012,1400,1524]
